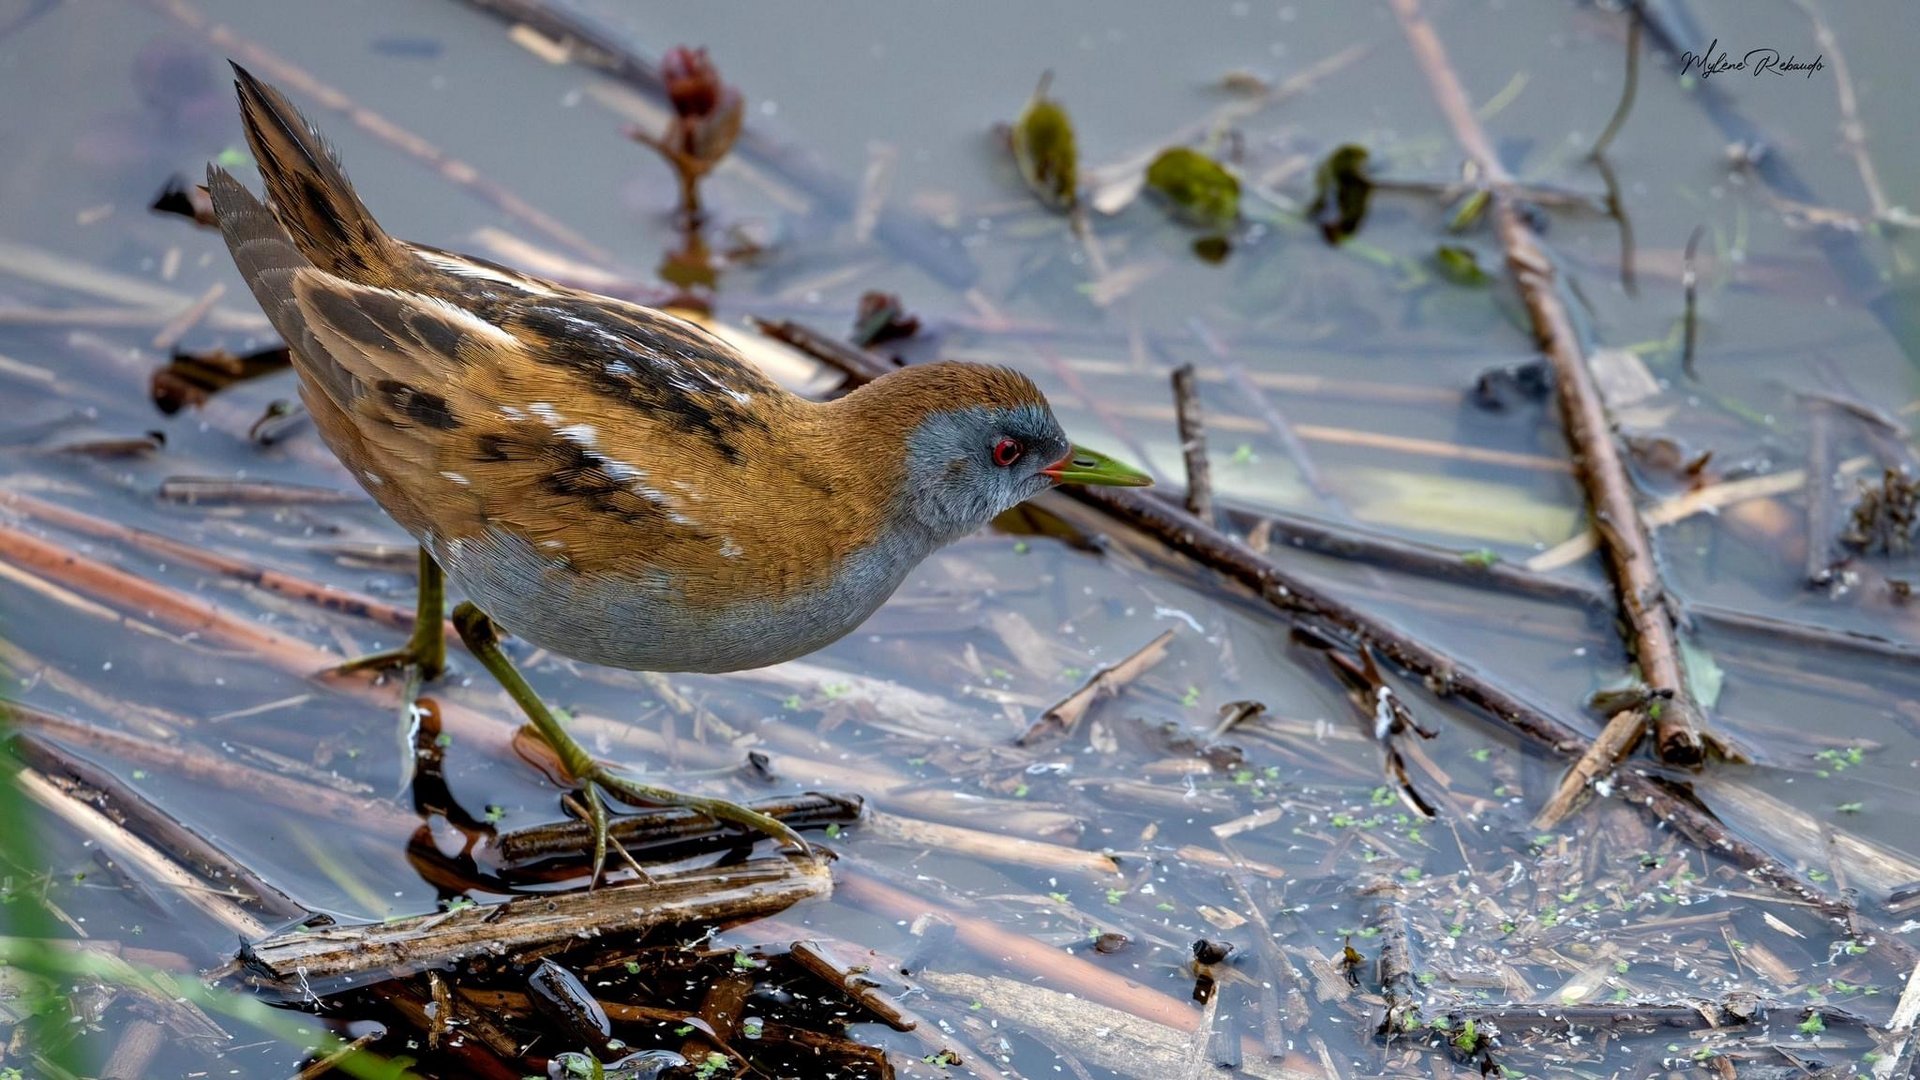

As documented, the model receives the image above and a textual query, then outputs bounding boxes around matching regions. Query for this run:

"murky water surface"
[2,1,1918,1076]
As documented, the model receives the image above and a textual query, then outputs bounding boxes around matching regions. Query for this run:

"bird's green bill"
[1044,444,1153,487]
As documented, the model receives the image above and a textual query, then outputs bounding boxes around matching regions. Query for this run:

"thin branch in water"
[1171,364,1215,525]
[1390,0,1712,765]
[1682,223,1707,381]
[1016,628,1175,746]
[1587,11,1642,160]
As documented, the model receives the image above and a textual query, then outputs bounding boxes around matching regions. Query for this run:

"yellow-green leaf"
[1433,244,1491,286]
[1145,147,1240,228]
[1012,73,1077,211]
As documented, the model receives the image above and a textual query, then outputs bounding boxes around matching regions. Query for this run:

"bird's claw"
[581,767,813,876]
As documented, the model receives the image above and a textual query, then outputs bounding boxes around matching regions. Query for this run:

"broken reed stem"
[97,1018,166,1080]
[840,870,1200,1033]
[1171,364,1215,524]
[749,318,1895,949]
[228,857,829,993]
[1017,627,1175,745]
[156,477,365,506]
[137,0,615,266]
[1388,0,1709,766]
[1586,12,1641,160]
[1530,708,1644,830]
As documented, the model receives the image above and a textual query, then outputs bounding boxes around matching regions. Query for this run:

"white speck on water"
[1153,605,1204,633]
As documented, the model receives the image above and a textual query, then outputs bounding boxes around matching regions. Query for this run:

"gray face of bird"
[899,403,1070,541]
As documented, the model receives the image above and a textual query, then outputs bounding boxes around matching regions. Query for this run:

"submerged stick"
[1389,0,1710,766]
[1170,364,1215,525]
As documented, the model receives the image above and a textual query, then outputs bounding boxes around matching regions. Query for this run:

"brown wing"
[287,272,885,605]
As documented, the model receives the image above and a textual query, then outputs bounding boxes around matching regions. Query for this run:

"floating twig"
[1532,707,1646,830]
[1360,876,1419,1036]
[11,766,270,940]
[1390,0,1712,765]
[788,939,918,1032]
[1017,628,1175,746]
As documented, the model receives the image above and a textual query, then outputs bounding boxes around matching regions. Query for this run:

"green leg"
[450,602,809,879]
[333,547,446,680]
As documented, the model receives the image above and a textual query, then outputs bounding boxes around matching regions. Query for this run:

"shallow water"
[2,1,1918,1077]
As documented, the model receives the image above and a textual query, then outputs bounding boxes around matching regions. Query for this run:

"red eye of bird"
[992,437,1024,468]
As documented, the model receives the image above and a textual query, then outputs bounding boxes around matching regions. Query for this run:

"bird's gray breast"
[431,525,938,673]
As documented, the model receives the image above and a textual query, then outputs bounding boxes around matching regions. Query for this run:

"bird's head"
[833,361,1150,543]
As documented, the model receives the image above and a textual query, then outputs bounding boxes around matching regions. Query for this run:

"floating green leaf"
[1145,147,1240,228]
[1309,144,1372,244]
[1433,244,1491,286]
[1012,72,1077,211]
[1448,187,1491,232]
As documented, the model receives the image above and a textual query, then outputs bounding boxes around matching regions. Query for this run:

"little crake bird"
[208,64,1150,872]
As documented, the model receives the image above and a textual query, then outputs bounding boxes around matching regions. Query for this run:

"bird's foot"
[327,637,446,682]
[575,767,812,884]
